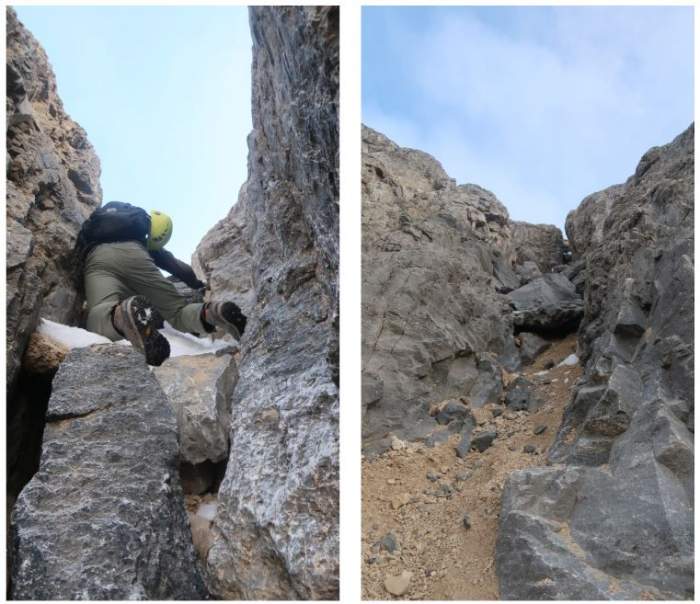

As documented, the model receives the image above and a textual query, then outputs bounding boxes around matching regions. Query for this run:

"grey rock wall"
[197,6,339,599]
[362,126,522,453]
[193,183,255,315]
[6,7,102,392]
[10,346,209,600]
[497,124,694,599]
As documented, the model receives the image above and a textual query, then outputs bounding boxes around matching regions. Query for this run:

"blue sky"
[363,6,694,231]
[15,5,252,262]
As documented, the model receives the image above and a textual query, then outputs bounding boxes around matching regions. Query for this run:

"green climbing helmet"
[148,210,173,251]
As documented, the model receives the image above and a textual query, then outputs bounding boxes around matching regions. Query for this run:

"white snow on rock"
[196,502,218,522]
[38,318,234,358]
[38,319,112,348]
[557,353,579,367]
[160,323,235,357]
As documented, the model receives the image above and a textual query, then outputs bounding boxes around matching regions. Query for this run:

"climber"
[73,201,247,366]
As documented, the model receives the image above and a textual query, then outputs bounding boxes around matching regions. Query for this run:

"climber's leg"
[84,269,131,341]
[116,242,208,336]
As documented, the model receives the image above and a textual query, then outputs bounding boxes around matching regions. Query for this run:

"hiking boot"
[203,301,247,340]
[112,296,170,366]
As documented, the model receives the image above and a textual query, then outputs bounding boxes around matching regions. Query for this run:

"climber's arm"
[150,249,205,290]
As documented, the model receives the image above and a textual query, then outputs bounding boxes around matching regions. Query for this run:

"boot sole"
[123,296,170,366]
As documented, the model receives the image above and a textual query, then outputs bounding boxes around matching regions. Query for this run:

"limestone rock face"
[154,353,237,465]
[497,125,694,599]
[511,220,566,271]
[198,7,339,599]
[193,184,255,315]
[565,184,624,257]
[6,7,102,391]
[362,126,520,453]
[10,346,209,600]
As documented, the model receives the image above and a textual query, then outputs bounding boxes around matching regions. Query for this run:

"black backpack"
[79,201,150,245]
[72,201,151,292]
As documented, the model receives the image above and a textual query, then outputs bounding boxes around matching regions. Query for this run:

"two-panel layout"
[5,3,694,601]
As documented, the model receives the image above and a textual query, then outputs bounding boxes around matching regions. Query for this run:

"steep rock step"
[9,345,209,600]
[361,335,580,599]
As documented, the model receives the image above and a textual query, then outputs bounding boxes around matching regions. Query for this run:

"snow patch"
[557,354,579,367]
[38,319,112,348]
[196,502,218,521]
[38,318,233,358]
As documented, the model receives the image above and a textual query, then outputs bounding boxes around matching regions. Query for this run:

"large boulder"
[196,7,339,599]
[10,345,209,600]
[362,126,518,452]
[6,7,102,392]
[497,125,694,599]
[511,220,566,271]
[507,272,584,333]
[153,352,237,465]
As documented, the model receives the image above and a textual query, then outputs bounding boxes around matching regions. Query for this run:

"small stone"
[379,532,398,553]
[455,433,471,458]
[463,513,471,529]
[390,435,407,451]
[455,470,472,482]
[472,431,497,452]
[384,570,413,596]
[387,478,397,485]
[434,483,454,499]
[534,425,547,435]
[391,493,411,510]
[367,555,378,565]
[491,407,503,418]
[426,471,439,482]
[523,444,537,454]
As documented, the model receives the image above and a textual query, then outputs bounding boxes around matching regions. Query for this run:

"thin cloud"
[363,6,693,230]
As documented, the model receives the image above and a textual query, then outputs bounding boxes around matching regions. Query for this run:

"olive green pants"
[85,241,205,341]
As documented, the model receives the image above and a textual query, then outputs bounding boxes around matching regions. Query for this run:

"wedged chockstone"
[10,345,209,600]
[511,221,566,272]
[508,272,584,333]
[153,352,237,465]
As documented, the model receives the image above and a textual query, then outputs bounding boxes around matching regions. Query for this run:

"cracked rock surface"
[10,345,209,600]
[497,124,694,600]
[196,6,339,599]
[361,126,520,454]
[6,7,102,393]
